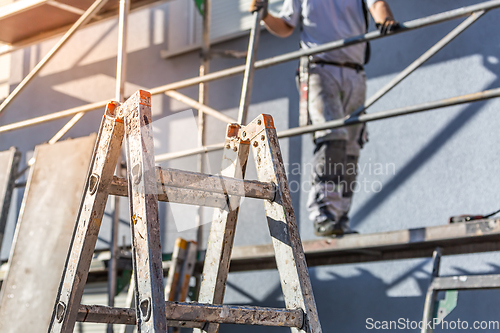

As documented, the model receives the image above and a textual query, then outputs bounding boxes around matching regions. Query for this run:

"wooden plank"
[0,134,96,333]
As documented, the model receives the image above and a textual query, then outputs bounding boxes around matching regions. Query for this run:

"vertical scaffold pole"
[108,1,130,332]
[421,248,442,333]
[237,7,264,125]
[193,0,212,300]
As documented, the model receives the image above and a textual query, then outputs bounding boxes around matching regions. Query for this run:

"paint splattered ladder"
[48,90,323,333]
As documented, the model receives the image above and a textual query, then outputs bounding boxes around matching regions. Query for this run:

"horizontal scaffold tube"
[155,86,500,162]
[1,0,499,134]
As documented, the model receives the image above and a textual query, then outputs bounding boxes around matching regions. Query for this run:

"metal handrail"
[1,0,500,153]
[155,87,500,162]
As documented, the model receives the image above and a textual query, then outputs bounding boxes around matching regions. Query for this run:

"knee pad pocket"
[312,140,347,184]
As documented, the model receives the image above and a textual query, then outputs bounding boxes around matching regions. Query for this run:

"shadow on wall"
[351,53,500,230]
[215,261,500,333]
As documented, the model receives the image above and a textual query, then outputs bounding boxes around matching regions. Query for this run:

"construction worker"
[249,0,399,236]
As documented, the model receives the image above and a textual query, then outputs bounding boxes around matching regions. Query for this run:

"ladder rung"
[157,168,276,201]
[164,302,303,328]
[110,167,276,202]
[77,304,135,325]
[430,274,500,291]
[110,176,229,209]
[77,302,303,328]
[76,305,204,328]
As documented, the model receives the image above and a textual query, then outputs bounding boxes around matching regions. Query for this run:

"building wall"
[1,0,500,332]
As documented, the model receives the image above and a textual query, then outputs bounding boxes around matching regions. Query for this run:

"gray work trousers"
[306,64,367,223]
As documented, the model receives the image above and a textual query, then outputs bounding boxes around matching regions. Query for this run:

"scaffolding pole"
[193,0,211,304]
[1,0,499,135]
[155,86,500,162]
[164,90,235,123]
[237,9,263,125]
[0,0,492,131]
[108,1,129,332]
[352,10,485,117]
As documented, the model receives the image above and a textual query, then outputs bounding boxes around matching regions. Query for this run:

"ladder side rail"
[249,114,322,333]
[122,90,167,332]
[195,123,250,333]
[49,101,124,333]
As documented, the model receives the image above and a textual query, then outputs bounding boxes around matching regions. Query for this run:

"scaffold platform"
[1,218,494,284]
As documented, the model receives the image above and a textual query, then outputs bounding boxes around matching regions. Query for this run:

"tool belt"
[312,60,364,72]
[297,58,364,128]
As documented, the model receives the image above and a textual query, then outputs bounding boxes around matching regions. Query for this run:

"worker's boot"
[338,214,359,235]
[314,208,343,236]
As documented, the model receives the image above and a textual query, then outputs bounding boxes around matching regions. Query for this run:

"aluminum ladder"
[48,90,322,333]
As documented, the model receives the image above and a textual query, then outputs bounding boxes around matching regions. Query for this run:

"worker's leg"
[308,140,346,227]
[306,65,348,235]
[339,67,367,230]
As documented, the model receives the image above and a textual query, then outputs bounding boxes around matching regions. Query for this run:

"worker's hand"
[376,18,400,35]
[249,0,268,19]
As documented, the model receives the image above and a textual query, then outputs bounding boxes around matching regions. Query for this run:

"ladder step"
[157,167,276,200]
[110,176,228,209]
[77,302,303,328]
[430,274,500,291]
[109,167,276,202]
[76,305,204,328]
[77,305,135,325]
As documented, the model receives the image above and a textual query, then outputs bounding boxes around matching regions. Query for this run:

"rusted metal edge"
[77,302,304,328]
